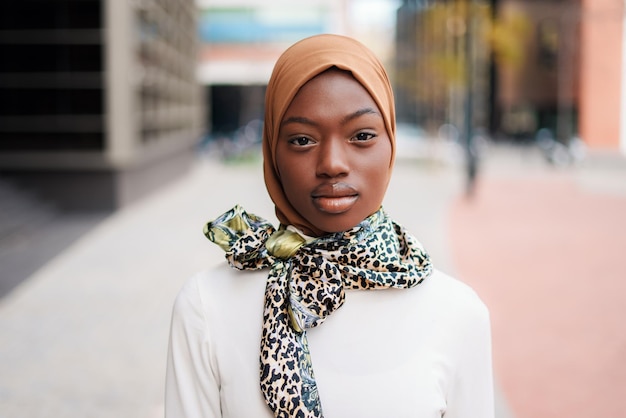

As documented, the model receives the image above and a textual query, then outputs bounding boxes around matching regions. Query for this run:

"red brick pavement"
[448,169,626,418]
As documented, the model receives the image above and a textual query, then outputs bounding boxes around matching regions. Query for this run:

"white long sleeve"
[165,276,222,418]
[165,264,494,418]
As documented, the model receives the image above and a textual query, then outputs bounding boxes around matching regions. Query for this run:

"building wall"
[0,0,205,209]
[395,0,626,153]
[196,0,347,86]
[579,0,624,150]
[494,0,581,142]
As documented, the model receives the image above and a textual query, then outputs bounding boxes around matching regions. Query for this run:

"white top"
[165,264,494,418]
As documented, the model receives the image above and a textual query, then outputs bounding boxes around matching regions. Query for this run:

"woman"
[166,34,494,418]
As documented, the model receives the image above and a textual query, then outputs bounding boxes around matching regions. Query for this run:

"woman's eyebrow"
[340,107,381,125]
[282,108,381,127]
[281,116,317,127]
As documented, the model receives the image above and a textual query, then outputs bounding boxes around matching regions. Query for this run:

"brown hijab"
[262,34,396,237]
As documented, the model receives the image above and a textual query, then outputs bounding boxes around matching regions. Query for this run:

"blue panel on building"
[198,9,328,43]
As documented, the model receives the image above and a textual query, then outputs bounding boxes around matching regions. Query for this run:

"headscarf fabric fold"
[205,205,432,417]
[263,34,397,237]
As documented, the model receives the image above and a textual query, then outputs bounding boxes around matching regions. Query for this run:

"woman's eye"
[353,132,376,142]
[289,136,313,146]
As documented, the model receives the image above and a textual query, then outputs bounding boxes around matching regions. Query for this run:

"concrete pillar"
[104,0,137,167]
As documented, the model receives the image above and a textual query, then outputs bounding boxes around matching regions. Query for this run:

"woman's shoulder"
[184,262,268,290]
[173,263,268,317]
[421,268,490,323]
[340,267,489,331]
[427,268,486,302]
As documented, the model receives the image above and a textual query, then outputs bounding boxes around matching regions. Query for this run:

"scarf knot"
[204,205,432,418]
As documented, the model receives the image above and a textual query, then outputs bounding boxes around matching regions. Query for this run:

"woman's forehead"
[285,69,378,112]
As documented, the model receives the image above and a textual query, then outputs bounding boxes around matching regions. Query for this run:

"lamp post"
[463,0,478,196]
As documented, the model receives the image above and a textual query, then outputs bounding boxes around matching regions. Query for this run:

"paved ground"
[448,146,626,418]
[3,141,622,417]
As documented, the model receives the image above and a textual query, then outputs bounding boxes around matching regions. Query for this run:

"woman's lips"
[311,183,359,214]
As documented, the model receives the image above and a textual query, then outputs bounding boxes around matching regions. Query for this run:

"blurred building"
[0,0,204,210]
[395,0,492,138]
[395,0,626,155]
[196,0,349,142]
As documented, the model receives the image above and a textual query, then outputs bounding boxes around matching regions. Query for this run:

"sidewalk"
[0,144,543,417]
[448,145,626,418]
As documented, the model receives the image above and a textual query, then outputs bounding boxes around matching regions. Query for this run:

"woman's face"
[275,69,392,234]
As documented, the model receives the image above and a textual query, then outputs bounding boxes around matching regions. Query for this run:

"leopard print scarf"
[204,205,432,418]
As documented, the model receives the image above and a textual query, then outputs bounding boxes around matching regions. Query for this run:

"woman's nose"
[316,139,349,178]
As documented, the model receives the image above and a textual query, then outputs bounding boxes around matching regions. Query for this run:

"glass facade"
[0,0,203,155]
[0,0,104,151]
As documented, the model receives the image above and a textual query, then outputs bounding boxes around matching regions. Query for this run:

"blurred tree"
[395,0,532,135]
